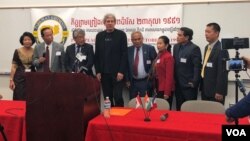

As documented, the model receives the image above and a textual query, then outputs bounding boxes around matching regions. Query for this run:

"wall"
[0,0,249,8]
[0,1,250,109]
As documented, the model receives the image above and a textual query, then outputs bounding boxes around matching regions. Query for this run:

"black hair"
[40,27,52,37]
[180,27,193,41]
[207,22,221,33]
[158,35,172,53]
[19,32,36,45]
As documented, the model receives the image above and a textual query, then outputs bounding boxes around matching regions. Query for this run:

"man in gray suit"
[201,23,229,104]
[126,31,157,99]
[33,27,65,72]
[173,27,202,110]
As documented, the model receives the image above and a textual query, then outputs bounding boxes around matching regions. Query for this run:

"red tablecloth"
[0,101,249,141]
[0,100,26,141]
[85,108,249,141]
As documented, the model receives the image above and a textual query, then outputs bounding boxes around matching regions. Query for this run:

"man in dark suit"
[201,23,229,104]
[126,31,157,99]
[173,27,202,110]
[33,27,65,72]
[94,13,128,107]
[65,28,94,76]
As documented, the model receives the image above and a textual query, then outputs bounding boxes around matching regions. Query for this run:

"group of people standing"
[126,22,229,110]
[9,13,229,111]
[9,27,94,100]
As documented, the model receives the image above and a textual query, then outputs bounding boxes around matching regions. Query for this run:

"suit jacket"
[226,92,250,118]
[201,41,229,97]
[65,43,94,76]
[94,29,128,75]
[33,41,65,72]
[173,41,202,88]
[127,44,157,82]
[155,50,175,96]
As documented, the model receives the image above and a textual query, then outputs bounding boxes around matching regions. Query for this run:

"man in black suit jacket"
[126,31,157,99]
[94,13,128,107]
[173,27,202,110]
[65,28,94,76]
[201,23,229,104]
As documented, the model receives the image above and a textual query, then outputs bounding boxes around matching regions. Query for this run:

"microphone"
[236,78,247,96]
[79,66,88,74]
[42,52,46,57]
[160,113,169,121]
[72,53,84,72]
[76,52,84,62]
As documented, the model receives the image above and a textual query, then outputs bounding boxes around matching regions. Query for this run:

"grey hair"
[131,31,143,38]
[103,13,116,23]
[72,28,85,39]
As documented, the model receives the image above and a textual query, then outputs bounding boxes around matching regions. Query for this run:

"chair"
[180,100,225,114]
[128,97,170,110]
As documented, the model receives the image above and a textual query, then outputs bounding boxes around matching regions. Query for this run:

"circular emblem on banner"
[33,15,69,45]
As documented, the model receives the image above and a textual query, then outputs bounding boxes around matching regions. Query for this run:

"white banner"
[31,5,182,47]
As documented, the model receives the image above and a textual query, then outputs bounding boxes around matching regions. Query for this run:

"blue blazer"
[226,92,250,118]
[127,44,157,82]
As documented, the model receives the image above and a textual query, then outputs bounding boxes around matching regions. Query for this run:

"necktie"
[201,45,212,78]
[76,45,81,53]
[44,46,50,72]
[133,48,140,77]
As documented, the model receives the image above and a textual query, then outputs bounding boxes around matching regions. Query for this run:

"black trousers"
[101,73,124,107]
[201,92,225,105]
[175,84,198,111]
[157,91,173,110]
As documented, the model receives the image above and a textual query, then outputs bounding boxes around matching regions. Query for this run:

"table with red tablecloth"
[85,108,249,141]
[0,100,26,141]
[1,101,249,141]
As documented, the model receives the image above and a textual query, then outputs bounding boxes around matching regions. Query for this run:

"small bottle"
[103,96,111,118]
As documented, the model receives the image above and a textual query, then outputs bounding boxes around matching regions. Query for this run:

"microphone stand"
[0,124,7,141]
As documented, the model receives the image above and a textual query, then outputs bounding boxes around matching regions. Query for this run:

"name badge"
[207,62,213,67]
[146,60,151,64]
[25,69,31,72]
[156,59,160,63]
[180,58,187,63]
[56,51,61,56]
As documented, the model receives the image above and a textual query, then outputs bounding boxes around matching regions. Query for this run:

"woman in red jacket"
[153,35,175,108]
